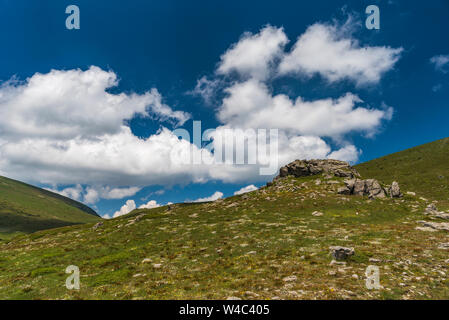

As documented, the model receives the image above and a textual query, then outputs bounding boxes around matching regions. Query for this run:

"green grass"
[356,137,449,204]
[2,139,449,299]
[1,174,448,300]
[0,175,100,239]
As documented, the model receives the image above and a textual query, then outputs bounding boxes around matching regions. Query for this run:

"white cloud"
[430,54,449,73]
[218,79,392,138]
[83,187,100,204]
[328,145,360,164]
[234,184,258,195]
[45,185,141,204]
[0,66,189,141]
[278,22,402,85]
[0,19,399,194]
[113,199,136,218]
[45,184,83,201]
[98,186,141,200]
[190,76,221,104]
[138,200,161,209]
[191,191,224,203]
[218,25,288,80]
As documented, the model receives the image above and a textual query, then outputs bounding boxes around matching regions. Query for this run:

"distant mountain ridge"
[0,175,100,239]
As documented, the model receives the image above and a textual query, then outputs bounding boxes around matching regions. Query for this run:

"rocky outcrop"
[338,178,404,199]
[276,159,402,200]
[338,178,387,199]
[278,159,360,179]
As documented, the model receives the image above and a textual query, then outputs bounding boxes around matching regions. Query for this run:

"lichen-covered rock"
[365,179,386,199]
[353,179,366,196]
[344,179,356,192]
[277,159,359,179]
[329,246,355,261]
[276,159,393,200]
[92,222,103,230]
[389,181,402,198]
[424,204,449,220]
[337,186,351,195]
[425,203,438,215]
[418,221,449,232]
[342,178,386,199]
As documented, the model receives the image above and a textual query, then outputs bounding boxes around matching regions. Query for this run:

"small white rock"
[282,275,297,282]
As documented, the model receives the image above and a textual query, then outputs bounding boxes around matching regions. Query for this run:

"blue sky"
[0,0,448,217]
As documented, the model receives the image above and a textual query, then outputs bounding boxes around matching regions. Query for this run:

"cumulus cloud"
[98,186,141,200]
[45,185,141,204]
[218,79,392,138]
[138,200,161,209]
[0,19,399,196]
[191,191,224,203]
[0,66,189,141]
[234,184,258,195]
[278,22,402,85]
[83,188,100,204]
[218,25,288,80]
[328,145,360,163]
[45,184,83,201]
[430,54,449,73]
[113,199,136,218]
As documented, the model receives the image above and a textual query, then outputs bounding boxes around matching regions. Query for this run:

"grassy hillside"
[0,176,100,240]
[1,173,448,299]
[356,137,449,202]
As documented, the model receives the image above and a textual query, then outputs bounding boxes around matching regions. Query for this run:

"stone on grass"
[92,222,103,230]
[282,275,297,282]
[337,187,351,195]
[388,181,402,198]
[418,221,449,232]
[329,246,355,261]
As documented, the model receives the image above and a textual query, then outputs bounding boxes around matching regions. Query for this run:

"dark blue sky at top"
[0,0,448,216]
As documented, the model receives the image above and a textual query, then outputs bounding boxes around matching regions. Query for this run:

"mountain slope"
[1,169,448,299]
[355,137,449,202]
[0,175,100,239]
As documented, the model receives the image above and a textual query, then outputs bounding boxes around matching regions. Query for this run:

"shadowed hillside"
[0,175,100,239]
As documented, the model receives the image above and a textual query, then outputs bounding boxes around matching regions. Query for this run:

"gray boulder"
[329,246,355,261]
[389,181,402,198]
[353,179,366,196]
[92,222,103,230]
[337,186,351,195]
[365,179,386,199]
[344,179,356,192]
[277,159,359,179]
[339,178,387,199]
